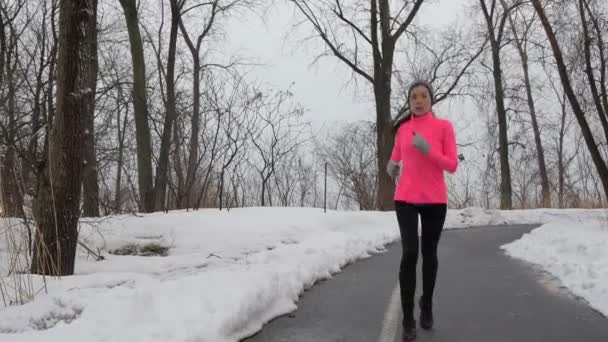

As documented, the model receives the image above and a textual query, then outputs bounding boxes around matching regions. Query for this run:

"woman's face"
[409,85,432,115]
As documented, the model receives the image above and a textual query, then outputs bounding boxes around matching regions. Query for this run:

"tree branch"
[393,0,425,42]
[332,0,372,46]
[290,0,374,83]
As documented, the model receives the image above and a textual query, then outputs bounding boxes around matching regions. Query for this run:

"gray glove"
[412,133,430,155]
[386,160,401,182]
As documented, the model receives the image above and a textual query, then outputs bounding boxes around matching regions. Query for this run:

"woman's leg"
[419,204,447,307]
[395,201,420,328]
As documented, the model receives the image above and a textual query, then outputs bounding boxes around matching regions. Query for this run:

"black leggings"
[395,201,447,325]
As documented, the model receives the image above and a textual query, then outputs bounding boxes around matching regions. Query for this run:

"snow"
[502,220,608,317]
[0,207,607,341]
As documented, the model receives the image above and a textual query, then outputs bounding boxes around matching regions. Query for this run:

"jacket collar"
[411,111,433,121]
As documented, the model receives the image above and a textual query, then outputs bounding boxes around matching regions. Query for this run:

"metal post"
[324,162,327,213]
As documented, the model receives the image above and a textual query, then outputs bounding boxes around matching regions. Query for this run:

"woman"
[386,80,459,341]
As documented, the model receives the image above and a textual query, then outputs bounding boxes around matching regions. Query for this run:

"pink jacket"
[390,112,458,204]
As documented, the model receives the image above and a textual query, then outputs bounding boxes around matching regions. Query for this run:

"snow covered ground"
[502,220,608,318]
[0,207,606,341]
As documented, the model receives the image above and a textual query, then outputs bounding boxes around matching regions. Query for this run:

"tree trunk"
[231,174,239,208]
[27,43,46,195]
[31,0,95,276]
[45,7,58,138]
[581,0,608,115]
[505,5,551,208]
[523,59,550,207]
[219,170,225,210]
[25,4,53,194]
[557,90,577,209]
[184,58,201,207]
[195,120,221,209]
[261,173,269,206]
[579,0,608,144]
[481,0,512,209]
[82,0,100,217]
[511,36,550,207]
[118,0,154,213]
[114,95,128,213]
[1,55,23,217]
[1,147,22,217]
[267,180,273,206]
[0,12,5,88]
[177,14,207,209]
[492,41,512,210]
[172,116,185,208]
[114,139,124,213]
[153,0,180,211]
[532,0,608,200]
[374,88,394,210]
[373,0,398,211]
[0,16,5,215]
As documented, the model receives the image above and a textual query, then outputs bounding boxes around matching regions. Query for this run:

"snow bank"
[502,220,608,317]
[0,208,396,342]
[0,206,606,341]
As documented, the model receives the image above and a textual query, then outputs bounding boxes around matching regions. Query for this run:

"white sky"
[221,0,473,129]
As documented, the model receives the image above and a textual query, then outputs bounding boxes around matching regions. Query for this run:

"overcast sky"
[220,0,473,130]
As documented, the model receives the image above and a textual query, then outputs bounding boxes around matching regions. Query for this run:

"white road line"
[378,282,401,342]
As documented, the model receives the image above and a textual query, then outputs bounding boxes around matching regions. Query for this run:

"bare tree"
[15,1,57,203]
[447,162,476,209]
[96,46,134,214]
[504,2,551,207]
[31,0,97,275]
[82,0,100,217]
[0,0,26,217]
[178,0,218,208]
[173,71,259,210]
[214,77,257,210]
[37,0,59,207]
[113,90,131,213]
[287,0,424,210]
[295,157,315,207]
[318,121,378,210]
[249,88,311,206]
[540,41,580,209]
[511,150,538,208]
[531,0,608,200]
[575,138,604,207]
[151,0,182,211]
[555,93,579,208]
[118,0,154,212]
[477,0,526,209]
[478,91,500,209]
[288,0,485,210]
[393,23,488,118]
[272,153,299,207]
[579,0,608,144]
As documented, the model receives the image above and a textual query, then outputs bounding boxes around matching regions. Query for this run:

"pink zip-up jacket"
[390,111,458,204]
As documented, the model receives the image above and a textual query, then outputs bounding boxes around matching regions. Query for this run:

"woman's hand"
[386,160,401,181]
[412,133,430,155]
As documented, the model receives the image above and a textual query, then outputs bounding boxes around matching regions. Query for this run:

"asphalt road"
[242,224,608,342]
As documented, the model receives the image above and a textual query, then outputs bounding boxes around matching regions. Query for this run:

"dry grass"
[0,218,40,307]
[110,242,170,257]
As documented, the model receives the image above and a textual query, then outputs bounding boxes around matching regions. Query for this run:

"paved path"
[242,225,608,342]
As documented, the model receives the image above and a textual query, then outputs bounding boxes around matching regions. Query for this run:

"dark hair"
[392,80,435,132]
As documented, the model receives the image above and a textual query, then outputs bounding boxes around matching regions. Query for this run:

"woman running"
[386,80,459,341]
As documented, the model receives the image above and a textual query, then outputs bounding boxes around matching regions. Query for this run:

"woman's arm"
[387,130,402,179]
[426,121,458,173]
[390,129,401,162]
